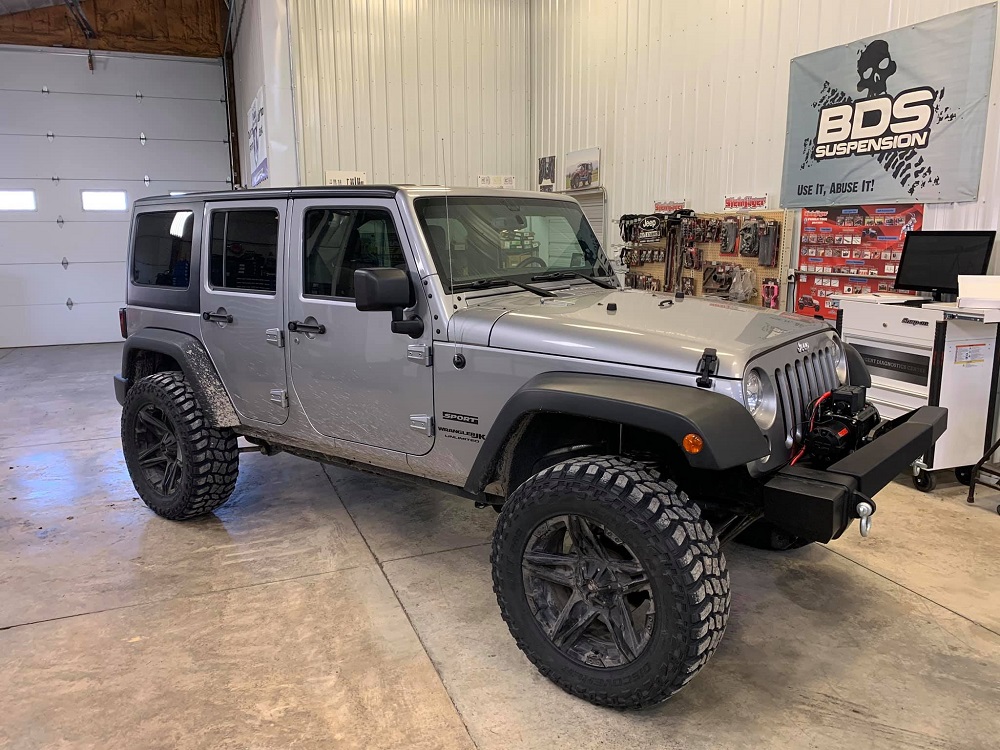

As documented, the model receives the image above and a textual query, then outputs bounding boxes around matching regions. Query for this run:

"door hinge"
[265,328,284,348]
[409,414,434,436]
[406,343,432,366]
[270,389,289,408]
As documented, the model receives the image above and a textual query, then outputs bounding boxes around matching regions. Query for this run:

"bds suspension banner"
[780,4,996,208]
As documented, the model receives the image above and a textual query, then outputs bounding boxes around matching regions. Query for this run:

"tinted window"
[303,208,405,298]
[131,210,193,288]
[209,209,279,293]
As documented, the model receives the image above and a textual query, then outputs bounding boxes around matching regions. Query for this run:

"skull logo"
[857,39,897,98]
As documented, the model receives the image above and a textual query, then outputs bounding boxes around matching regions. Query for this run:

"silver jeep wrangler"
[114,186,946,708]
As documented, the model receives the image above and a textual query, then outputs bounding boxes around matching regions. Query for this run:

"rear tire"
[122,371,239,520]
[492,456,730,708]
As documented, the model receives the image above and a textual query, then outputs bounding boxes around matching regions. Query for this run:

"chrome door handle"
[202,311,233,323]
[288,320,326,335]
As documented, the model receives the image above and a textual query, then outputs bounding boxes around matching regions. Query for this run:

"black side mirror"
[354,268,424,338]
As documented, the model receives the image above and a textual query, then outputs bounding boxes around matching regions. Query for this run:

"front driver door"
[286,198,434,455]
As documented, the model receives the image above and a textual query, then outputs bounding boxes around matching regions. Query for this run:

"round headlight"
[833,341,848,383]
[744,369,763,414]
[743,368,777,429]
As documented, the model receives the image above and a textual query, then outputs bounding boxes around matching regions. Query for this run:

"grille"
[773,345,840,448]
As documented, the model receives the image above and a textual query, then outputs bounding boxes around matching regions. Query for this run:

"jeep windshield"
[414,196,615,294]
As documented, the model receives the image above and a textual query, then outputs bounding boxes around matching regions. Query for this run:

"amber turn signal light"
[682,433,704,454]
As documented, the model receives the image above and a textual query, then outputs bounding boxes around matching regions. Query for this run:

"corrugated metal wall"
[531,0,1000,236]
[289,0,531,188]
[232,0,265,185]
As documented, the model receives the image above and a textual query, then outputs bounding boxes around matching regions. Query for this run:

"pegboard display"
[619,210,793,308]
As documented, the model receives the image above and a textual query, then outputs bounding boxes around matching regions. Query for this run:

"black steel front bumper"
[761,406,948,543]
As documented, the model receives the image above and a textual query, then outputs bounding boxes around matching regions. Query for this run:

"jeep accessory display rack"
[619,209,792,306]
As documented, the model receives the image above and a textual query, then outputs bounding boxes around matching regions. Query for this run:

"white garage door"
[0,46,232,348]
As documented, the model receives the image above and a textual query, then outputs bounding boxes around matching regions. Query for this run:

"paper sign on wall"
[724,194,769,211]
[325,170,367,186]
[654,200,686,213]
[538,156,556,192]
[247,87,269,188]
[478,175,517,189]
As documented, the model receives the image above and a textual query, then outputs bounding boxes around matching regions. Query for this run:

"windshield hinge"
[696,348,719,388]
[407,343,432,366]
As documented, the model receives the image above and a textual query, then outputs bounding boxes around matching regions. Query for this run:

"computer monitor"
[894,230,995,301]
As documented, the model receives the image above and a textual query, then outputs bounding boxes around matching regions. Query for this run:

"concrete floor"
[2,343,999,750]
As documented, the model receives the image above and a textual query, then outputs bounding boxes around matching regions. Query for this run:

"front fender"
[464,372,768,494]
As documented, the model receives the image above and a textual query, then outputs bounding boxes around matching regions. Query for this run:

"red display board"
[795,204,924,319]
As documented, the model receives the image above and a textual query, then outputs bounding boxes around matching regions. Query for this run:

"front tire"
[122,371,239,520]
[492,456,730,708]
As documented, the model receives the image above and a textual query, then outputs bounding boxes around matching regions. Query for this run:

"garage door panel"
[0,303,123,348]
[0,221,131,265]
[2,136,229,183]
[1,50,225,101]
[0,91,229,142]
[0,262,124,306]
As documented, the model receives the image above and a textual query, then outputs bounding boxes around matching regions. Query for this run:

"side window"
[209,209,279,293]
[303,208,405,298]
[131,210,193,288]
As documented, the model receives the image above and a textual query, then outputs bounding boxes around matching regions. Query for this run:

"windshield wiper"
[530,271,617,289]
[452,277,558,298]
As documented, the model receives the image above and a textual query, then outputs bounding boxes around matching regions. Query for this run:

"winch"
[802,386,880,467]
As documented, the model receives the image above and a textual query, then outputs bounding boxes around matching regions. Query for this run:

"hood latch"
[696,348,719,388]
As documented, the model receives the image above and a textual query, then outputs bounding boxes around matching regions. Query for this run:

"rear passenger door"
[200,200,288,425]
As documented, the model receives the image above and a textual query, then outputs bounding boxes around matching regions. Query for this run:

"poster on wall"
[247,86,269,188]
[795,203,923,320]
[565,147,600,190]
[538,156,556,192]
[780,4,996,207]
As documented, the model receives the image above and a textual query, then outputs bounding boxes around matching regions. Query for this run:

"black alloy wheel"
[133,404,184,495]
[521,513,654,668]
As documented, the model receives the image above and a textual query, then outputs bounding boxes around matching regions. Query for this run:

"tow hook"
[856,500,874,537]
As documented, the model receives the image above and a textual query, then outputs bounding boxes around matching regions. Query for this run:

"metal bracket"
[61,257,69,270]
[406,343,432,366]
[139,132,146,146]
[46,131,54,142]
[269,389,289,408]
[136,90,143,101]
[144,175,150,187]
[51,176,60,183]
[409,414,434,436]
[42,85,49,94]
[56,216,64,228]
[65,298,74,310]
[696,348,719,388]
[265,328,284,348]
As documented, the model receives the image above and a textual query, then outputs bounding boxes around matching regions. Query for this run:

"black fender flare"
[119,329,240,428]
[463,372,768,494]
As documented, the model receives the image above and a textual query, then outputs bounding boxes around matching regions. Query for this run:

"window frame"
[300,205,409,302]
[206,206,282,297]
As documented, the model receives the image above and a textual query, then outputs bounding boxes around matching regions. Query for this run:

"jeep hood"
[451,288,832,378]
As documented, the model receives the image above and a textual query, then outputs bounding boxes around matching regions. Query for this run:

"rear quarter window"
[131,210,194,288]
